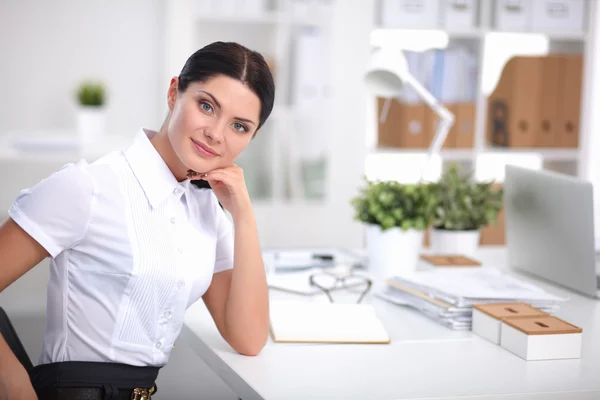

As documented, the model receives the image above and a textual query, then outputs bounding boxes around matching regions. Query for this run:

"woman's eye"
[200,102,213,113]
[233,122,247,132]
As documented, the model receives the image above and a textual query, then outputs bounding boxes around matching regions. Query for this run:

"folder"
[536,55,562,147]
[269,301,391,344]
[454,102,476,148]
[557,54,583,148]
[488,57,516,147]
[509,56,543,147]
[377,98,426,148]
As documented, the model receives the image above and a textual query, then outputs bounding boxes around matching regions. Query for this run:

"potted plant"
[76,81,107,144]
[351,178,437,279]
[429,163,503,256]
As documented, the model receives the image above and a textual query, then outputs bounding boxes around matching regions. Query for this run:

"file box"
[500,315,582,360]
[472,302,547,344]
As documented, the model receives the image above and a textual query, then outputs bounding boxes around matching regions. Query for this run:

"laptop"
[504,165,600,299]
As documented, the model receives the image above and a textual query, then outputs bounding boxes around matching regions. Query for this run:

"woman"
[0,41,274,399]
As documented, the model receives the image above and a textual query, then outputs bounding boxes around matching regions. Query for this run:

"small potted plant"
[76,81,107,144]
[351,178,437,279]
[429,163,503,256]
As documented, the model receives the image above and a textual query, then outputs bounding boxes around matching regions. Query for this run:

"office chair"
[0,306,34,373]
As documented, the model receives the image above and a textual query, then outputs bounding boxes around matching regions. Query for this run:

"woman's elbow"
[231,332,268,356]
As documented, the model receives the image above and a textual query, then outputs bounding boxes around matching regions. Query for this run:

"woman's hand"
[199,165,252,222]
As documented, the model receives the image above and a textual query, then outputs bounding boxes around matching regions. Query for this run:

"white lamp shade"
[364,47,409,97]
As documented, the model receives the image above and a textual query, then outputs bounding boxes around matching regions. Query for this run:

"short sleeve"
[8,160,96,258]
[212,196,234,274]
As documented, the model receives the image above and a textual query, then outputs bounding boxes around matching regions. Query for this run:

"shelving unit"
[166,0,335,202]
[163,1,376,248]
[367,0,593,183]
[159,0,599,248]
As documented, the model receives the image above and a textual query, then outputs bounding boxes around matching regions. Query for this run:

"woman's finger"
[203,170,239,186]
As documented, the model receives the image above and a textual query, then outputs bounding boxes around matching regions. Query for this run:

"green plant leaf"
[430,163,504,231]
[350,176,438,231]
[77,81,106,107]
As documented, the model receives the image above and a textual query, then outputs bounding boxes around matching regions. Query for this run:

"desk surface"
[182,247,600,400]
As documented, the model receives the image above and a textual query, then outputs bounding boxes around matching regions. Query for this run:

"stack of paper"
[376,268,566,331]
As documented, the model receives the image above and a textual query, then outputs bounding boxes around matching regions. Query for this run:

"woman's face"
[166,74,261,175]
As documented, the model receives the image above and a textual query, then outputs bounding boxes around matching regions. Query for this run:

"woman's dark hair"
[178,41,275,132]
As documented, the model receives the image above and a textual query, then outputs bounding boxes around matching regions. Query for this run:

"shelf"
[371,148,475,161]
[196,12,280,25]
[195,11,331,27]
[0,134,131,163]
[372,27,483,40]
[371,27,587,43]
[370,147,580,161]
[486,30,587,42]
[483,147,579,161]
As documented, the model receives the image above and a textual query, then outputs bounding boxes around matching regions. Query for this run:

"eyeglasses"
[308,271,373,304]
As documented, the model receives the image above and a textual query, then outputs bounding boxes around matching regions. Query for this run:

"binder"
[536,55,562,147]
[509,56,543,147]
[557,54,583,148]
[455,102,476,148]
[488,57,516,147]
[269,301,391,344]
[377,98,426,148]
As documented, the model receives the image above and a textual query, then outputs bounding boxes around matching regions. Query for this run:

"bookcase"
[163,0,374,248]
[162,0,600,248]
[367,0,593,185]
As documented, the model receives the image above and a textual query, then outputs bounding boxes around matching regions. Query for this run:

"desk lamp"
[365,47,455,180]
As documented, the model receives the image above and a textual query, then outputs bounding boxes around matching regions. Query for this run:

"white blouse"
[8,128,234,367]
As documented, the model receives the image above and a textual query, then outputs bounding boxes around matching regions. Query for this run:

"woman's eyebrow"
[235,117,256,126]
[198,90,256,126]
[198,90,221,109]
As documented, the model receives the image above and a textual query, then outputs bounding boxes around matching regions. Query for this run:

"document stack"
[376,268,566,331]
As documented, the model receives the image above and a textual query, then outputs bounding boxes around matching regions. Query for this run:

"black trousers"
[31,361,161,400]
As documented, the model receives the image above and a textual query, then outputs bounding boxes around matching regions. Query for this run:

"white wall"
[0,0,166,136]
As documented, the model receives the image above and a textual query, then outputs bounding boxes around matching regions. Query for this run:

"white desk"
[182,247,600,400]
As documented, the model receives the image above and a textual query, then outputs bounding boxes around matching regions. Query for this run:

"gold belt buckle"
[131,386,155,400]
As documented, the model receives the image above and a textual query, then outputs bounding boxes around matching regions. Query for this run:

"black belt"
[31,361,161,400]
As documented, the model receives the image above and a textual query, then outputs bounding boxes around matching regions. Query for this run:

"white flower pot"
[366,225,424,280]
[429,228,481,257]
[77,106,106,145]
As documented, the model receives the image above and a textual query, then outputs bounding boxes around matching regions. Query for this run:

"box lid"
[502,316,583,335]
[420,255,481,267]
[473,303,547,320]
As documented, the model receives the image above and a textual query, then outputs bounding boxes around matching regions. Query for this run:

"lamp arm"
[402,73,455,181]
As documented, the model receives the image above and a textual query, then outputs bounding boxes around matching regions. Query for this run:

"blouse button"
[155,341,162,349]
[178,248,184,254]
[170,217,176,224]
[177,281,185,290]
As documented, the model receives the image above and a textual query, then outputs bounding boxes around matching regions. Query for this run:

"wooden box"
[500,316,583,360]
[472,303,547,344]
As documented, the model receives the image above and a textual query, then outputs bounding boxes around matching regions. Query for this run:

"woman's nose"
[205,122,225,143]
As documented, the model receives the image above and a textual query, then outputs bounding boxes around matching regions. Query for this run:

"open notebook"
[269,300,391,344]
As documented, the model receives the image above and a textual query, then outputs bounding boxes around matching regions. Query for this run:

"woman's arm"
[203,213,269,356]
[200,166,269,356]
[0,218,48,399]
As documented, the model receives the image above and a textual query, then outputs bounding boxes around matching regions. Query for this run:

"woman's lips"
[191,138,218,158]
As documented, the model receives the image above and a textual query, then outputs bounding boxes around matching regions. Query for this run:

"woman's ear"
[167,77,179,111]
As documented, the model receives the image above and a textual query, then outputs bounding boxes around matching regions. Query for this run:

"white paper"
[392,268,566,305]
[269,300,390,343]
